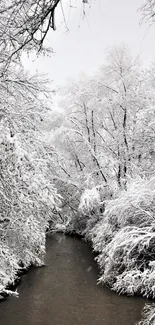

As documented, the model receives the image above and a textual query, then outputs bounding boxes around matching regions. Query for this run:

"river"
[0,234,147,325]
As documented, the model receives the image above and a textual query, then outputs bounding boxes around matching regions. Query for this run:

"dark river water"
[0,234,147,325]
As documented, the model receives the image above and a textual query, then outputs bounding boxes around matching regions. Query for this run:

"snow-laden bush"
[6,216,47,267]
[137,304,155,325]
[104,177,155,228]
[87,177,155,298]
[79,187,101,214]
[88,215,118,250]
[97,225,155,297]
[75,187,102,235]
[0,242,19,295]
[74,184,111,236]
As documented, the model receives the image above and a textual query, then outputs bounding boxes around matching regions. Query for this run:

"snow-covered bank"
[0,219,46,299]
[77,178,155,298]
[137,304,155,325]
[54,177,155,324]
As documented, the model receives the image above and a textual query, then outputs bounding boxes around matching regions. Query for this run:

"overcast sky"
[23,0,155,86]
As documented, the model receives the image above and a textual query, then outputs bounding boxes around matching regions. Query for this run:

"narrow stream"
[0,234,147,325]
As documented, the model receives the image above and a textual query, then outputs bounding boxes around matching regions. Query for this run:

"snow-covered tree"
[55,46,155,194]
[0,0,90,70]
[0,63,62,296]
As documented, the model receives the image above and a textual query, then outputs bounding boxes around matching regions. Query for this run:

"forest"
[0,1,155,325]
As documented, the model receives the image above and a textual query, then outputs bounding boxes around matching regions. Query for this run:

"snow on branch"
[139,0,155,24]
[0,0,90,68]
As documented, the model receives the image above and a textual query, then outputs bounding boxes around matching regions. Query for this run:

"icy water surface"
[0,234,147,325]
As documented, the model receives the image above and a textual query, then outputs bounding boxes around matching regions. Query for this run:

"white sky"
[23,0,155,86]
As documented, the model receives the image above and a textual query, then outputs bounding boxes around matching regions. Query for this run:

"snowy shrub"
[88,215,118,250]
[87,177,155,298]
[79,187,101,214]
[74,186,105,235]
[104,177,155,228]
[137,304,155,325]
[0,242,19,295]
[6,216,47,267]
[97,225,155,296]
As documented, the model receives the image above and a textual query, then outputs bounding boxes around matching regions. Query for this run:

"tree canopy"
[0,0,153,72]
[0,0,89,68]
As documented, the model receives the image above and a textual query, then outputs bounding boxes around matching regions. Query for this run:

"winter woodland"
[0,1,155,325]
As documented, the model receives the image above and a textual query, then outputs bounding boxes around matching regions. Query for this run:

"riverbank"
[0,263,33,302]
[0,222,46,300]
[64,178,155,300]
